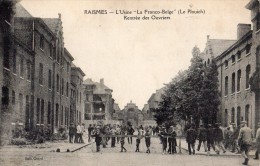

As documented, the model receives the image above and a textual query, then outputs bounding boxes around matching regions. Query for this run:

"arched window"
[245,44,251,55]
[237,51,241,60]
[232,73,235,93]
[25,95,30,130]
[246,65,251,89]
[225,76,228,96]
[237,70,241,92]
[225,109,228,127]
[224,60,228,68]
[245,105,250,126]
[231,108,235,123]
[231,55,236,64]
[237,106,241,126]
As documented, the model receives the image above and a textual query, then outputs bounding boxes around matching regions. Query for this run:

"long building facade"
[200,0,260,134]
[0,3,86,144]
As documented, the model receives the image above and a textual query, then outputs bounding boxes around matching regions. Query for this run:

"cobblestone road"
[0,137,259,166]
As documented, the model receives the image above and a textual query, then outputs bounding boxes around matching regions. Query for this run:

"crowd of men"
[68,121,260,166]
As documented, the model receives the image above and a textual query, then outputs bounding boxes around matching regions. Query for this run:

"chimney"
[58,13,61,19]
[207,35,210,41]
[100,78,104,85]
[237,24,251,39]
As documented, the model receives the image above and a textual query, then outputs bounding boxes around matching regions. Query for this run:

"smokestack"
[237,24,251,39]
[100,78,104,85]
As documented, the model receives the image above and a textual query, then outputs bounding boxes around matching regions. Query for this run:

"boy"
[145,127,151,153]
[120,131,127,152]
[135,130,142,152]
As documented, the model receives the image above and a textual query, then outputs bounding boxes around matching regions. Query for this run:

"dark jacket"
[186,128,197,144]
[197,127,207,141]
[214,127,224,142]
[207,127,215,143]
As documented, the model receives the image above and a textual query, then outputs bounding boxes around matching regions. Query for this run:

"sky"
[20,0,251,109]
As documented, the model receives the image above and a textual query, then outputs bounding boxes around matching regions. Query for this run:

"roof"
[64,48,74,61]
[113,103,121,111]
[71,66,86,77]
[83,78,112,94]
[42,18,59,34]
[216,31,252,60]
[207,39,236,57]
[15,3,33,17]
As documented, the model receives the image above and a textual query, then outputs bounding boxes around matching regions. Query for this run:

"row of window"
[224,105,250,127]
[39,35,70,73]
[224,65,251,96]
[224,44,251,68]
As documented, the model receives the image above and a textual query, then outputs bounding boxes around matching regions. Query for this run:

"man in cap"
[186,123,197,155]
[238,121,252,165]
[197,124,207,152]
[253,122,260,160]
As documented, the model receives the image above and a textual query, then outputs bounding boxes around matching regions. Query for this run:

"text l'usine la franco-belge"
[84,9,206,21]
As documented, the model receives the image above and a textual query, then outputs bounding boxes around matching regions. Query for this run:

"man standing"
[127,125,135,144]
[253,122,260,160]
[238,121,252,165]
[214,123,226,155]
[88,124,93,143]
[206,124,215,156]
[197,124,207,152]
[75,123,82,143]
[186,123,197,155]
[68,123,75,143]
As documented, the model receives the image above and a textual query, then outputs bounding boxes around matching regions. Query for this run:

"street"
[0,137,259,166]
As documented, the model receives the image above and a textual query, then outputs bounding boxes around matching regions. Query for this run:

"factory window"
[225,76,228,96]
[232,72,235,93]
[237,70,241,92]
[246,65,251,89]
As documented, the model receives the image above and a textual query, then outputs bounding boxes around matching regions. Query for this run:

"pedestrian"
[135,130,142,152]
[88,124,93,143]
[74,124,80,143]
[160,127,168,154]
[79,123,85,143]
[231,125,241,153]
[110,125,116,147]
[197,124,207,152]
[186,123,197,155]
[145,127,152,153]
[254,122,260,160]
[214,123,226,155]
[238,121,252,165]
[127,125,135,144]
[68,123,75,143]
[120,131,127,152]
[116,125,121,144]
[224,127,233,150]
[206,124,215,156]
[92,126,102,152]
[167,126,177,154]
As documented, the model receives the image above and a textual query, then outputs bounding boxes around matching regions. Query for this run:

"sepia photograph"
[0,0,260,165]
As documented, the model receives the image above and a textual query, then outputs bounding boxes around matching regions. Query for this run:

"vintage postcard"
[0,0,259,166]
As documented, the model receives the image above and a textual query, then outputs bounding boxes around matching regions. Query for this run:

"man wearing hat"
[254,122,260,160]
[206,124,215,156]
[197,124,207,152]
[69,123,75,143]
[238,121,252,165]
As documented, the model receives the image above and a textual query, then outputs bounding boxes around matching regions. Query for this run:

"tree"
[198,59,220,125]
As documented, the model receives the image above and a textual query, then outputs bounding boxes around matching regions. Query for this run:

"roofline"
[215,30,252,61]
[71,67,86,77]
[35,17,58,39]
[64,48,74,61]
[245,0,258,10]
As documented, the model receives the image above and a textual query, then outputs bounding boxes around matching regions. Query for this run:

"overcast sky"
[20,0,250,109]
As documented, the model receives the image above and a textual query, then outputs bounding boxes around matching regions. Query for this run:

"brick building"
[200,0,260,133]
[83,78,116,126]
[0,3,86,144]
